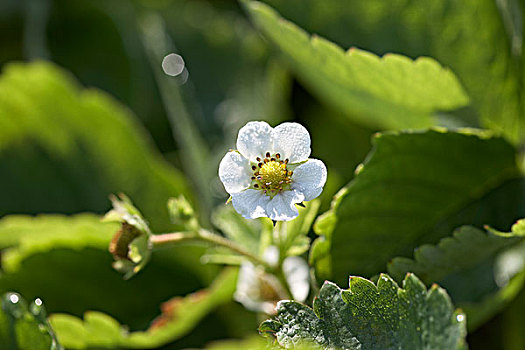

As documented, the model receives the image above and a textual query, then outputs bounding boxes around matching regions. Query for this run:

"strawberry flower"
[219,121,327,221]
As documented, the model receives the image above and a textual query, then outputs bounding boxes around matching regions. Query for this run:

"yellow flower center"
[250,152,293,196]
[259,161,287,186]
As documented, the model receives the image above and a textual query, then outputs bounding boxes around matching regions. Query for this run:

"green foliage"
[0,292,61,350]
[388,220,525,284]
[212,205,273,258]
[0,214,222,342]
[210,201,319,265]
[389,219,525,330]
[0,214,117,273]
[280,200,320,257]
[49,268,237,349]
[243,0,469,130]
[261,0,525,143]
[2,0,525,348]
[260,273,467,349]
[312,129,519,285]
[0,61,190,232]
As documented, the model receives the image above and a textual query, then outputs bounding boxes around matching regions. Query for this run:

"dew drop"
[456,314,465,322]
[4,292,26,319]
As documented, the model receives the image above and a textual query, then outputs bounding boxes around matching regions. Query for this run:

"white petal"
[231,189,271,219]
[272,122,311,163]
[266,190,304,221]
[236,121,274,161]
[291,159,327,201]
[283,256,310,302]
[234,261,261,312]
[218,151,252,194]
[263,245,279,267]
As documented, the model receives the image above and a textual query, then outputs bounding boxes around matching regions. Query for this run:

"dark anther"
[284,159,289,164]
[264,159,268,163]
[266,152,271,158]
[276,153,280,159]
[251,165,257,170]
[271,158,276,161]
[256,157,261,161]
[254,184,259,188]
[251,176,255,180]
[258,162,263,168]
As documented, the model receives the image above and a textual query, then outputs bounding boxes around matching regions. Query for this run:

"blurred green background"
[1,0,525,348]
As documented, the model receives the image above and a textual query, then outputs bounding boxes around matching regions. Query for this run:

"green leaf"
[0,214,117,273]
[243,1,469,130]
[206,335,322,349]
[312,129,519,285]
[388,219,525,330]
[0,292,62,350]
[388,220,525,283]
[261,273,467,349]
[0,61,191,232]
[281,200,320,257]
[260,0,525,143]
[0,214,219,335]
[49,268,238,349]
[212,205,273,257]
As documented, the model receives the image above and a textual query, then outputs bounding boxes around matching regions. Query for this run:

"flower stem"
[273,221,294,299]
[150,229,272,270]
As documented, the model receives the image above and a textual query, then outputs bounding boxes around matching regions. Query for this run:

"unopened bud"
[109,222,142,260]
[167,195,198,230]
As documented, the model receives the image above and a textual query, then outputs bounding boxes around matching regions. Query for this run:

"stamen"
[251,176,255,180]
[252,165,257,170]
[252,156,293,197]
[256,157,261,161]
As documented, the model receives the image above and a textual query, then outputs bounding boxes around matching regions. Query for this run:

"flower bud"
[103,194,151,279]
[167,195,199,230]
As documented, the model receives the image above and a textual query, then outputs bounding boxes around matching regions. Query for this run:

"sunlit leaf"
[243,1,469,130]
[260,0,525,143]
[312,129,519,285]
[49,268,238,349]
[0,214,218,335]
[260,273,467,349]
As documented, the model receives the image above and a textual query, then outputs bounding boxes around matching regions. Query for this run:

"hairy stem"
[273,221,294,299]
[150,229,272,270]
